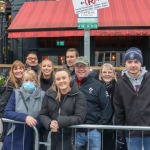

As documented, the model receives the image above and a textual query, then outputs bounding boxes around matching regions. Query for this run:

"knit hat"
[124,47,143,64]
[74,56,89,65]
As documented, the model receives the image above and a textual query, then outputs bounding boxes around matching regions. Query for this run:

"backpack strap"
[18,91,28,112]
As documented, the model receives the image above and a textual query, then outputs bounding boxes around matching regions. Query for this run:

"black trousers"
[51,132,72,150]
[103,131,116,150]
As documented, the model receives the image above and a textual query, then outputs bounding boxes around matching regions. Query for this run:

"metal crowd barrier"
[2,118,150,150]
[70,125,150,150]
[2,118,39,150]
[45,125,150,150]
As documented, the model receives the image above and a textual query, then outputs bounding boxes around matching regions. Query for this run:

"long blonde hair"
[52,68,71,101]
[99,63,117,81]
[8,60,25,88]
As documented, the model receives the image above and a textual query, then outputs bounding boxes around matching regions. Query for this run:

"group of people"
[0,47,149,150]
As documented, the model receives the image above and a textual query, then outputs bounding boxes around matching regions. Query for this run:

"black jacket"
[62,64,76,80]
[74,75,112,125]
[25,64,40,75]
[0,79,21,117]
[40,75,53,92]
[113,72,150,137]
[39,82,87,135]
[101,80,116,125]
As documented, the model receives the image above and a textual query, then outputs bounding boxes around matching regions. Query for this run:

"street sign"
[78,18,98,29]
[78,10,98,18]
[78,23,98,29]
[72,0,109,14]
[78,10,98,29]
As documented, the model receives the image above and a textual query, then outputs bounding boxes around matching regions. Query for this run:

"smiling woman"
[0,60,25,117]
[40,68,87,150]
[2,69,45,150]
[0,60,25,142]
[99,63,119,150]
[39,59,54,91]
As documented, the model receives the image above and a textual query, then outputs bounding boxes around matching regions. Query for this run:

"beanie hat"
[74,56,89,65]
[124,47,143,64]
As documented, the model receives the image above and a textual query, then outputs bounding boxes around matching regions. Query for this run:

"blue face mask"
[23,82,36,93]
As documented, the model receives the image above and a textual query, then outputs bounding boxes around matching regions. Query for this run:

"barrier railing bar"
[70,124,150,131]
[2,118,39,150]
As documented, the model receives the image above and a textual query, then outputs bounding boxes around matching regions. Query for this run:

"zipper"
[58,92,78,116]
[58,107,61,116]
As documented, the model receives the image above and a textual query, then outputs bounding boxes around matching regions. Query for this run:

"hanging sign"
[72,0,109,14]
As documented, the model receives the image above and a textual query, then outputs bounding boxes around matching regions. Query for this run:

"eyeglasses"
[27,57,38,61]
[75,64,88,69]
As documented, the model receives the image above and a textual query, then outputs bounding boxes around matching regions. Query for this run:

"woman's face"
[13,66,24,79]
[101,67,115,84]
[23,75,36,85]
[41,60,53,78]
[55,71,71,93]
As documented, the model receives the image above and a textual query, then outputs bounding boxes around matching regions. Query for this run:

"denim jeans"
[126,137,150,150]
[76,129,101,150]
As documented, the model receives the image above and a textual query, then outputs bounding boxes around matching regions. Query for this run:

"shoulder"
[90,69,100,79]
[144,71,150,77]
[6,79,15,88]
[116,74,127,84]
[62,64,68,70]
[77,90,86,99]
[91,77,105,87]
[39,88,45,97]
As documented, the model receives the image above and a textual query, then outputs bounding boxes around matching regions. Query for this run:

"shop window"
[42,55,65,65]
[95,51,125,66]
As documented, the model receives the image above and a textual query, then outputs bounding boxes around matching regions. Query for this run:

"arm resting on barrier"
[3,91,27,122]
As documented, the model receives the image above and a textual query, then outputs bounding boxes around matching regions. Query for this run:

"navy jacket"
[2,87,44,150]
[74,75,112,125]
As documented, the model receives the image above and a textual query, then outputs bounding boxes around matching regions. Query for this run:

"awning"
[8,0,150,38]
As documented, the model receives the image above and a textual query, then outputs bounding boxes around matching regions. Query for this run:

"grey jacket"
[15,86,45,118]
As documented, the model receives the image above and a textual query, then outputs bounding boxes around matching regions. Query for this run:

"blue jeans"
[76,129,101,150]
[126,137,150,150]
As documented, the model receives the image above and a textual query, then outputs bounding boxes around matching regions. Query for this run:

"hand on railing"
[25,116,37,127]
[50,120,59,132]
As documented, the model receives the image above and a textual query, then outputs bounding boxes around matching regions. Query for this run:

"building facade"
[5,0,150,68]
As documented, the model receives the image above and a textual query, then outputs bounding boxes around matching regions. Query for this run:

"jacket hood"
[19,86,44,101]
[121,67,147,79]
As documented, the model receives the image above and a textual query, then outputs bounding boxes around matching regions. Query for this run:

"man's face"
[75,63,90,80]
[125,59,141,76]
[66,51,77,68]
[26,54,38,67]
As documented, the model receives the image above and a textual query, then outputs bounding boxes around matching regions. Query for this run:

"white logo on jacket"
[89,87,93,93]
[105,91,109,97]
